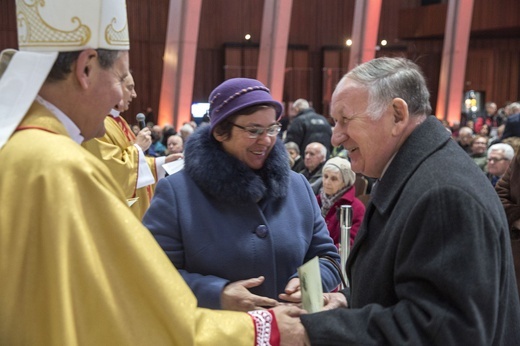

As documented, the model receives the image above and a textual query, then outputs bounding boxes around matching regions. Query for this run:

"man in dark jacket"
[284,98,332,156]
[496,146,520,299]
[501,102,520,140]
[276,57,520,345]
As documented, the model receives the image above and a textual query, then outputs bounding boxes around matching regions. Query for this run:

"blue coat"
[143,125,341,309]
[301,116,520,344]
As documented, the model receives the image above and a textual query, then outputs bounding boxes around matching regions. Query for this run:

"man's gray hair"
[292,99,310,112]
[339,57,432,119]
[285,141,300,155]
[488,143,515,161]
[306,142,327,159]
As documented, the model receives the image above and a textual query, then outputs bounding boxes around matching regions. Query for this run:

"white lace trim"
[248,310,273,346]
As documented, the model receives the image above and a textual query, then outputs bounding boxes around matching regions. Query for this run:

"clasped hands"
[220,276,300,311]
[220,276,348,311]
[220,276,348,345]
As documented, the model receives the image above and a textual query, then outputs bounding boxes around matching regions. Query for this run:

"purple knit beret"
[208,78,283,132]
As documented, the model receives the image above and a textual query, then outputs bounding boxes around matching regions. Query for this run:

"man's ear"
[391,98,409,136]
[74,49,97,90]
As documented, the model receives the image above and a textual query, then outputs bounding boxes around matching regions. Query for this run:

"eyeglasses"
[488,157,509,163]
[229,122,281,139]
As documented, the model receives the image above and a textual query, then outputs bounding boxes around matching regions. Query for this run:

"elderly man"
[0,0,293,344]
[487,143,514,186]
[457,126,474,153]
[300,142,327,194]
[277,57,520,344]
[166,134,184,154]
[469,135,489,171]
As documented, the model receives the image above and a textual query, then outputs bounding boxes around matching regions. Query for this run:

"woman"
[143,78,341,311]
[317,157,366,248]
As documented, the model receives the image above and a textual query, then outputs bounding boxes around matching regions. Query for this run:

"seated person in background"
[284,141,305,172]
[300,142,327,194]
[161,125,177,148]
[457,126,474,153]
[450,121,461,138]
[131,124,140,136]
[501,102,520,140]
[166,134,184,154]
[478,123,491,138]
[179,122,194,142]
[470,135,488,172]
[143,78,341,312]
[487,143,514,186]
[148,128,167,157]
[496,148,520,300]
[316,157,366,248]
[152,125,164,143]
[489,123,505,146]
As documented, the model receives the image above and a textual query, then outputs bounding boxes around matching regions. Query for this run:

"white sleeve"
[133,144,155,188]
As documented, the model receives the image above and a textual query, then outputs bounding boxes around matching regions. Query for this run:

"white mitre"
[0,0,130,149]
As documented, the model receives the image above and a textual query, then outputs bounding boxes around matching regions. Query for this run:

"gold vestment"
[0,102,257,345]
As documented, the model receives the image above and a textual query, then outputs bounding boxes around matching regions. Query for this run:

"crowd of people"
[452,101,520,186]
[1,0,520,344]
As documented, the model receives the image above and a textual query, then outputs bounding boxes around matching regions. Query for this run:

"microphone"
[136,113,146,130]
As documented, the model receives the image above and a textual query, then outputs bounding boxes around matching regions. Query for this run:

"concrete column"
[348,0,382,71]
[257,0,293,103]
[157,0,202,128]
[436,0,474,125]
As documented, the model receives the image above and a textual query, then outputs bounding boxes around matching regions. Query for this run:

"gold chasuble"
[0,103,264,345]
[82,115,156,220]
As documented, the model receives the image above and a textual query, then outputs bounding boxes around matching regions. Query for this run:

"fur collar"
[184,125,290,203]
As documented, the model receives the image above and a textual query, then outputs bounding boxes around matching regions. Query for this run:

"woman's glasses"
[229,122,281,139]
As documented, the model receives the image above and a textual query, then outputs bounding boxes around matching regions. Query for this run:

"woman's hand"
[279,277,301,303]
[221,276,279,311]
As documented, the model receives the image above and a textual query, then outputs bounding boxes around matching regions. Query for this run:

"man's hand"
[221,276,279,311]
[271,305,311,346]
[135,127,152,151]
[279,277,301,303]
[322,292,348,310]
[165,152,183,163]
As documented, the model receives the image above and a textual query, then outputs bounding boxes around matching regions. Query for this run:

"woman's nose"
[257,131,273,145]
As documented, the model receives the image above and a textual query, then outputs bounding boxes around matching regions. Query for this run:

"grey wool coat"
[301,116,520,345]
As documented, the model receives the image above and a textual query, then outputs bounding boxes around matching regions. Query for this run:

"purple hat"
[208,78,284,132]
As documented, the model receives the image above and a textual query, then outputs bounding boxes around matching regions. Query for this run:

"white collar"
[36,95,84,144]
[109,108,120,118]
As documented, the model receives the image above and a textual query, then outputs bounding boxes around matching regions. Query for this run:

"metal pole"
[339,205,352,288]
